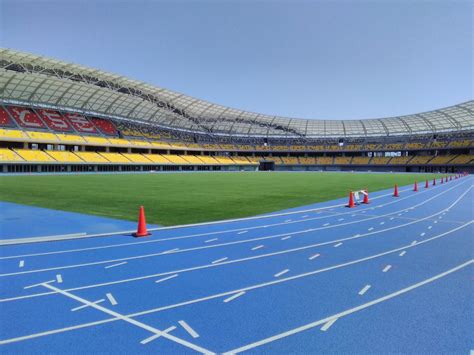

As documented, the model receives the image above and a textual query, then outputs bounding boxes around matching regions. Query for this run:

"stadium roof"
[0,48,472,138]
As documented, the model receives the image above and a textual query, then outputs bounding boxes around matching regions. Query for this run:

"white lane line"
[399,251,407,257]
[358,285,371,295]
[323,223,330,226]
[155,274,179,284]
[320,318,338,331]
[428,226,433,230]
[41,283,213,354]
[368,227,374,231]
[2,225,471,346]
[281,236,291,240]
[274,269,289,278]
[251,245,264,251]
[24,280,55,289]
[420,232,426,237]
[353,234,360,237]
[223,291,246,303]
[3,182,467,276]
[382,265,392,273]
[223,260,474,354]
[411,240,417,245]
[163,248,180,254]
[338,218,344,221]
[302,215,309,218]
[104,261,128,269]
[71,299,105,312]
[141,326,176,345]
[285,220,292,223]
[178,320,200,339]
[212,257,228,264]
[334,242,343,248]
[56,274,63,283]
[106,293,118,306]
[204,238,218,243]
[237,231,248,235]
[308,253,320,260]
[19,260,24,268]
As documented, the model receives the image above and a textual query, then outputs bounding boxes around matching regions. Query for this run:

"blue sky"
[0,0,472,119]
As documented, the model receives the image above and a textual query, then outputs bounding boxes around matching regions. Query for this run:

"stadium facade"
[0,48,473,174]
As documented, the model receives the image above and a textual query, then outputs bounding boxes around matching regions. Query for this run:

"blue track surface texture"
[0,176,472,354]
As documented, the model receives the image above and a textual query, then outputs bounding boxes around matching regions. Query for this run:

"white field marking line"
[237,231,247,235]
[380,222,385,225]
[2,225,471,347]
[420,232,426,237]
[41,283,214,355]
[155,274,179,284]
[399,251,407,257]
[285,219,292,223]
[334,242,343,248]
[178,320,200,338]
[106,293,117,305]
[56,274,63,283]
[251,245,264,251]
[23,279,55,289]
[302,215,309,218]
[19,260,24,268]
[320,318,338,331]
[204,238,218,243]
[274,269,289,277]
[163,248,179,254]
[71,299,105,312]
[358,285,371,295]
[104,261,127,269]
[323,223,330,226]
[338,218,344,221]
[141,326,176,345]
[5,189,471,303]
[281,236,291,240]
[224,260,474,354]
[212,257,228,264]
[368,227,374,231]
[382,265,392,273]
[308,253,320,260]
[223,291,246,303]
[2,181,464,263]
[411,240,417,245]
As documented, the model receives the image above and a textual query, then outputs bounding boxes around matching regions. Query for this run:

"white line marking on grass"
[302,215,309,218]
[56,274,63,283]
[274,269,289,278]
[19,260,24,268]
[399,251,407,257]
[334,242,343,248]
[24,280,55,289]
[323,223,330,226]
[281,236,291,240]
[358,285,371,295]
[353,234,360,237]
[420,232,426,237]
[42,284,214,354]
[338,218,344,221]
[105,262,127,269]
[223,291,245,303]
[155,274,179,284]
[71,299,105,311]
[382,265,392,273]
[163,248,179,254]
[212,257,228,264]
[237,231,247,235]
[368,227,374,231]
[251,245,264,251]
[224,260,473,354]
[204,238,218,243]
[285,220,292,223]
[178,320,200,338]
[411,240,417,245]
[141,326,176,344]
[308,253,320,260]
[320,318,338,331]
[106,293,117,305]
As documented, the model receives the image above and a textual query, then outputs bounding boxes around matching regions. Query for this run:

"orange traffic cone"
[393,184,399,197]
[362,189,369,204]
[133,206,151,237]
[347,191,355,208]
[433,178,436,186]
[413,181,418,192]
[425,180,429,188]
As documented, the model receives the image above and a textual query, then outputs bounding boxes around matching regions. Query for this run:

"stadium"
[0,5,473,354]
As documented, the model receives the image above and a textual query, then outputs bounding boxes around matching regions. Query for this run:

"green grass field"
[0,172,447,226]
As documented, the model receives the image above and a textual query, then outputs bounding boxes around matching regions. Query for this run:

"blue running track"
[0,176,472,354]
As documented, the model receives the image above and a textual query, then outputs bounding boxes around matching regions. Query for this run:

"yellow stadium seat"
[165,155,191,164]
[74,151,109,163]
[370,157,391,165]
[351,157,371,165]
[107,138,132,146]
[408,156,432,165]
[55,133,86,144]
[121,153,153,163]
[98,152,131,163]
[334,157,352,164]
[0,129,28,140]
[150,142,171,149]
[84,136,111,145]
[448,155,473,164]
[298,157,316,165]
[316,157,334,165]
[428,155,455,164]
[0,148,24,161]
[130,139,152,147]
[26,131,59,142]
[46,150,84,163]
[143,154,172,164]
[389,156,413,165]
[14,149,55,162]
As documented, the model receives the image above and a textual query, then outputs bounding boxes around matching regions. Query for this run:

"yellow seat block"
[98,153,131,163]
[0,129,28,140]
[121,153,153,163]
[74,151,109,163]
[55,133,85,143]
[14,149,55,162]
[46,150,84,163]
[108,138,132,146]
[26,131,59,142]
[165,155,190,164]
[143,154,172,164]
[0,148,24,161]
[84,136,111,145]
